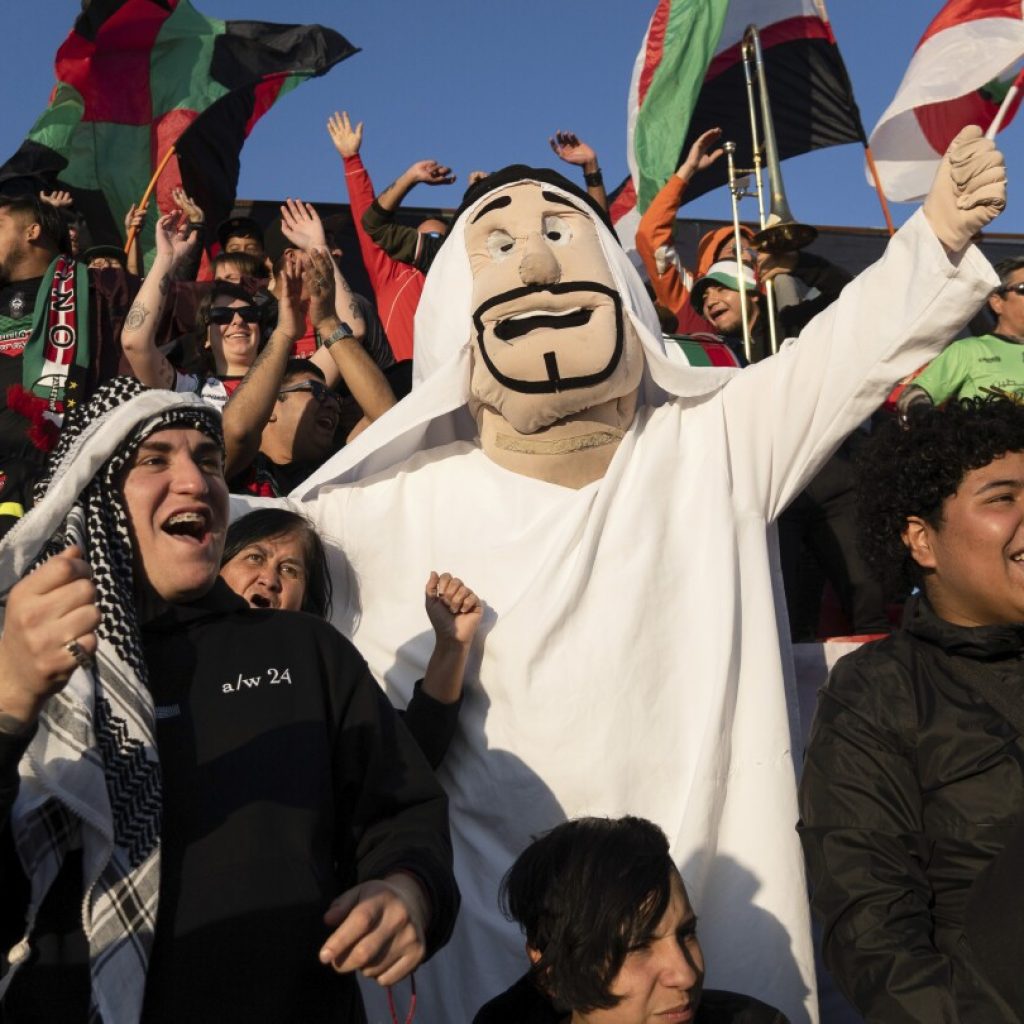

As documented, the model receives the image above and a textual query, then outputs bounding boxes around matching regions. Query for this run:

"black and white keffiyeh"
[0,378,223,1024]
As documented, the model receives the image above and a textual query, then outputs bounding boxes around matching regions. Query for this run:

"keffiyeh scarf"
[0,378,223,1023]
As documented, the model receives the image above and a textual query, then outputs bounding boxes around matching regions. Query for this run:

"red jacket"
[636,175,756,335]
[343,154,424,361]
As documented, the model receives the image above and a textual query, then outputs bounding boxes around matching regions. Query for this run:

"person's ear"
[902,515,938,571]
[25,222,41,243]
[989,290,1005,318]
[526,944,542,967]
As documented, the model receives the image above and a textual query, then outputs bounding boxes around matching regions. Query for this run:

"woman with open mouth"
[120,212,301,412]
[219,507,483,768]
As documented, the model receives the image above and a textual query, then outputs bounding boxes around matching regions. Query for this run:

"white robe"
[292,207,995,1024]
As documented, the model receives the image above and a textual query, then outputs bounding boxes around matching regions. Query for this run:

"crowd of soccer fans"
[0,108,1022,1024]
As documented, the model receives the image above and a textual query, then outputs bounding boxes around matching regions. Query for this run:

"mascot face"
[465,182,642,434]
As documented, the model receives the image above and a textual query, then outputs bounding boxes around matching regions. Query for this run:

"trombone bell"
[753,214,817,254]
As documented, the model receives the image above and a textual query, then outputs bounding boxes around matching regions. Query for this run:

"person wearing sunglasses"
[121,212,306,416]
[899,256,1024,415]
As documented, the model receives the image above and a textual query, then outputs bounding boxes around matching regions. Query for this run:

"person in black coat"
[474,816,788,1024]
[0,380,458,1023]
[799,396,1024,1022]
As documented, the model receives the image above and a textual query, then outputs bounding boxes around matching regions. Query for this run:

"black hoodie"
[799,596,1024,1023]
[0,581,458,1023]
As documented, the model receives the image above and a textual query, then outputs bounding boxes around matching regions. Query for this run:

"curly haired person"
[799,397,1024,1022]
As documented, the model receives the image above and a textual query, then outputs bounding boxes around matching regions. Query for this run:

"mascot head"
[454,168,644,436]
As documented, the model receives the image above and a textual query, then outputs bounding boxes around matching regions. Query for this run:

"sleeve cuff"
[401,680,462,770]
[0,724,36,816]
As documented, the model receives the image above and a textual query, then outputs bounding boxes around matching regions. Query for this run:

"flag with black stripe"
[0,0,357,260]
[612,1,865,245]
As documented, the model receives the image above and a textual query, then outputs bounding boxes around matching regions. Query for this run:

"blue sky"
[3,1,1023,234]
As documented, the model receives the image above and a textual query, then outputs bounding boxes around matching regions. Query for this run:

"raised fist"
[923,125,1006,253]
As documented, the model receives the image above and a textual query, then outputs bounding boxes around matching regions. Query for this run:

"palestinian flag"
[868,0,1024,202]
[611,0,865,251]
[0,0,357,260]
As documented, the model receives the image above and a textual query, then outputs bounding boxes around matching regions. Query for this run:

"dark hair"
[282,358,326,386]
[193,280,267,377]
[212,251,265,280]
[196,279,260,331]
[217,215,264,251]
[0,195,68,253]
[501,816,676,1013]
[220,508,333,619]
[857,396,1024,594]
[994,256,1024,287]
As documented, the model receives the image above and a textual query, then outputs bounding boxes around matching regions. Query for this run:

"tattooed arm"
[120,211,197,389]
[221,252,305,480]
[304,249,395,428]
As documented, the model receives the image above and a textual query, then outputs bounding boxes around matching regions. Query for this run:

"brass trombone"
[724,23,817,361]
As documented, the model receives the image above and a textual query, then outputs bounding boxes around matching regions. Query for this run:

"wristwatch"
[320,322,353,348]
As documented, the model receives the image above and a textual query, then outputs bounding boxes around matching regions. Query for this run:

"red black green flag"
[0,0,357,256]
[611,1,865,244]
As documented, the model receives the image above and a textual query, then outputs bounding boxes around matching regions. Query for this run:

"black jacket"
[0,581,459,1023]
[798,596,1024,1022]
[473,973,789,1024]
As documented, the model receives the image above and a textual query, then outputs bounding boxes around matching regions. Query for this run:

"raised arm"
[304,249,396,428]
[421,572,482,705]
[328,111,382,269]
[636,127,723,327]
[169,187,206,282]
[549,130,607,212]
[221,252,305,479]
[377,160,455,214]
[400,573,483,769]
[721,126,1005,521]
[279,198,367,345]
[362,160,454,268]
[122,203,147,277]
[120,211,197,390]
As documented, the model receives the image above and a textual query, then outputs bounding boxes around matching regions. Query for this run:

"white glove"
[922,125,1006,253]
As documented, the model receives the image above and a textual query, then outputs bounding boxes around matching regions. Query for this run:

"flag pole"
[811,0,896,236]
[124,144,176,254]
[863,145,896,236]
[986,67,1024,139]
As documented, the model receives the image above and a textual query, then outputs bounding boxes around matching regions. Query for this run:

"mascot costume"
[288,128,1004,1022]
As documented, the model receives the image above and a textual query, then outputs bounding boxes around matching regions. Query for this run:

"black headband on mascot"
[445,164,618,247]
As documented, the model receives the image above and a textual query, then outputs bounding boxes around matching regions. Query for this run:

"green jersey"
[915,333,1024,403]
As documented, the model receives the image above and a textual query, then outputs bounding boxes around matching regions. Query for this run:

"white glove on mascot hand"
[923,125,1006,253]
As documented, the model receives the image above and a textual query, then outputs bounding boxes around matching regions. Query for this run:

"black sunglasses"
[278,379,340,406]
[209,304,261,325]
[999,282,1024,297]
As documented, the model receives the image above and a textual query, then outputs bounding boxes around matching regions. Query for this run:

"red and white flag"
[869,0,1024,202]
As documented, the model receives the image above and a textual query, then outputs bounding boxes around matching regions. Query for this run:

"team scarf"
[7,254,91,451]
[0,379,223,1024]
